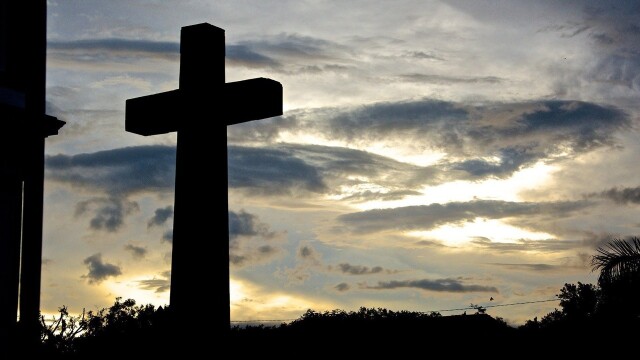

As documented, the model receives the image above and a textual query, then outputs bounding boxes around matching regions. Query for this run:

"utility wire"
[229,298,559,323]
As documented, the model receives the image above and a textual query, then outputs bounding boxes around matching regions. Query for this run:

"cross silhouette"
[126,23,282,335]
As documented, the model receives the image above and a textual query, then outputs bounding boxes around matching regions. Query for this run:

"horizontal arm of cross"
[125,78,282,136]
[0,103,65,138]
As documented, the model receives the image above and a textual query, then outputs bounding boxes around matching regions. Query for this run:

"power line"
[432,298,558,313]
[229,298,559,323]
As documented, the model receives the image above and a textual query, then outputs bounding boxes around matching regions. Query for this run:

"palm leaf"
[591,237,640,284]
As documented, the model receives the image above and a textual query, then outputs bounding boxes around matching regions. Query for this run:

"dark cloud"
[510,101,629,151]
[338,199,591,234]
[229,99,629,195]
[226,44,281,68]
[323,99,468,142]
[229,142,441,197]
[241,33,347,61]
[340,190,422,202]
[335,283,350,292]
[299,245,317,260]
[336,263,387,275]
[364,278,498,293]
[48,146,175,231]
[594,186,640,205]
[82,253,122,284]
[124,244,147,259]
[414,240,447,248]
[282,143,441,190]
[229,210,275,240]
[470,237,582,252]
[488,263,558,272]
[452,145,539,178]
[280,242,322,284]
[48,38,179,54]
[138,271,171,293]
[229,210,283,267]
[148,206,173,228]
[400,73,504,85]
[46,145,176,196]
[231,33,352,75]
[75,197,139,232]
[162,229,173,243]
[228,145,327,195]
[47,38,179,69]
[402,51,445,61]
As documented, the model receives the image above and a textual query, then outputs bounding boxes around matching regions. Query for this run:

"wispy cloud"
[487,263,558,272]
[124,244,147,259]
[590,186,640,205]
[338,200,591,234]
[363,278,498,293]
[280,242,323,285]
[138,271,171,293]
[75,197,139,232]
[229,210,284,267]
[332,263,396,275]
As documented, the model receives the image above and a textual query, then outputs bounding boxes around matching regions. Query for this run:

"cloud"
[48,38,179,54]
[338,199,591,234]
[82,253,122,284]
[162,229,173,243]
[226,44,281,68]
[339,190,422,202]
[487,263,558,272]
[364,278,498,293]
[414,240,447,248]
[334,263,389,275]
[399,73,505,85]
[74,197,139,232]
[470,237,582,253]
[46,145,176,196]
[239,33,350,63]
[148,206,173,228]
[402,51,445,61]
[334,283,350,292]
[47,38,179,70]
[231,98,628,183]
[229,210,275,240]
[229,210,284,267]
[226,98,630,203]
[47,146,176,232]
[280,242,323,285]
[593,186,640,205]
[138,271,171,293]
[228,145,327,195]
[124,244,147,259]
[451,145,539,178]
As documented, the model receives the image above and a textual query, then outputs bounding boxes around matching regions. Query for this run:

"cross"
[125,23,282,337]
[0,0,65,348]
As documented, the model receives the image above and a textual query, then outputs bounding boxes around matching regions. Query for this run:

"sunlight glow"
[353,161,558,211]
[407,218,555,246]
[230,278,336,322]
[106,278,169,308]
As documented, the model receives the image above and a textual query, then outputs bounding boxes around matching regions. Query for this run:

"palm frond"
[591,237,640,284]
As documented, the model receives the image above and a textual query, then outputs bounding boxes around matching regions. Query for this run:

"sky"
[40,0,640,325]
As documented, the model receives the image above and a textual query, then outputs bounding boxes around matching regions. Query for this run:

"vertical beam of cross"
[126,23,282,337]
[0,0,64,348]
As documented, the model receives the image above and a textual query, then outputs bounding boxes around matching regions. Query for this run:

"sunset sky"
[41,0,640,325]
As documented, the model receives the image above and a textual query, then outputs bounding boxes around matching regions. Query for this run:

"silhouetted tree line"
[32,238,640,355]
[520,237,640,341]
